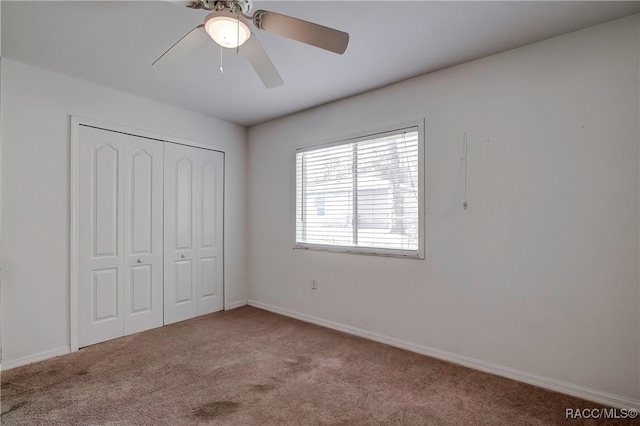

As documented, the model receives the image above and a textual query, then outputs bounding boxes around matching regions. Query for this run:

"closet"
[76,125,224,348]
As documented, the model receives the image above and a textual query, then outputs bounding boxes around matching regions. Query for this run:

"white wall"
[0,59,248,366]
[247,15,639,406]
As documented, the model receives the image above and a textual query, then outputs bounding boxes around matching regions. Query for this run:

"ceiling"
[2,1,639,126]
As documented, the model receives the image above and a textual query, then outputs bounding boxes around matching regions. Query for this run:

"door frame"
[70,116,227,352]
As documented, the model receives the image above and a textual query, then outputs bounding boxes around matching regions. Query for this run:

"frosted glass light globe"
[205,12,251,49]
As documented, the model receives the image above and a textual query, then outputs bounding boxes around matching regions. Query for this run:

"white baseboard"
[1,346,71,371]
[247,300,639,411]
[225,300,248,310]
[1,302,251,371]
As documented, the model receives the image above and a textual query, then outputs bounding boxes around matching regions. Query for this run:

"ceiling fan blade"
[253,10,349,54]
[160,0,193,6]
[152,24,207,66]
[240,35,283,89]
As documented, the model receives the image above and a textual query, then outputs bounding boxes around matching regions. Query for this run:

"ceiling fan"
[153,0,349,88]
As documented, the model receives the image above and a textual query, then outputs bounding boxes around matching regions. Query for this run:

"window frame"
[293,119,425,259]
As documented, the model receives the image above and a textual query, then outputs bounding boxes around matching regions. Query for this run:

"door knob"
[181,254,185,259]
[137,259,142,264]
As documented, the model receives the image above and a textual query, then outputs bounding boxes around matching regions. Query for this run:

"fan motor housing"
[188,0,252,15]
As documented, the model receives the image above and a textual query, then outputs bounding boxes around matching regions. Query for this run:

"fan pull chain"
[462,132,468,210]
[219,45,224,75]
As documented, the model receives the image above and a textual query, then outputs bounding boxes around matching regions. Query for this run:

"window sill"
[293,244,424,259]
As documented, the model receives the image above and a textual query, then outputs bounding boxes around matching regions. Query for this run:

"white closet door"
[78,126,125,347]
[164,143,224,324]
[196,148,224,315]
[78,126,164,347]
[123,135,164,335]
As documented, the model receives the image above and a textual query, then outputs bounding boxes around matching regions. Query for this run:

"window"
[295,122,424,258]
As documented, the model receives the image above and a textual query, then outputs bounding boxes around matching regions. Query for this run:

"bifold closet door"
[78,126,163,348]
[123,135,164,335]
[164,143,224,324]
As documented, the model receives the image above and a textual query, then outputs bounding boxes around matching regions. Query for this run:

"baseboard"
[225,300,248,310]
[247,300,639,410]
[1,346,71,371]
[1,303,251,370]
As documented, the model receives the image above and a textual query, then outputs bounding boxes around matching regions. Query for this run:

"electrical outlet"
[311,279,318,290]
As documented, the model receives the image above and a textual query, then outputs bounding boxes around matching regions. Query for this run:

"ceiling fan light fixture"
[205,11,251,48]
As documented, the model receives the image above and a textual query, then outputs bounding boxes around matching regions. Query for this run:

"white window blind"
[296,125,422,258]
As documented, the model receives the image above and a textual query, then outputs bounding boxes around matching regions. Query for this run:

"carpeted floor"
[0,306,633,425]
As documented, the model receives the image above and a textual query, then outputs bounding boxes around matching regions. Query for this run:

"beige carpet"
[0,306,631,425]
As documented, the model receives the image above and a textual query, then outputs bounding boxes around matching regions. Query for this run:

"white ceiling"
[2,1,639,126]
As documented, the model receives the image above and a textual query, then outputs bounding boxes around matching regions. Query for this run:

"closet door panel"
[196,151,224,315]
[123,136,164,335]
[176,158,193,249]
[130,150,153,253]
[164,144,198,324]
[201,258,217,298]
[130,265,152,312]
[93,268,119,321]
[78,126,125,348]
[93,144,119,257]
[164,144,224,323]
[175,259,193,303]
